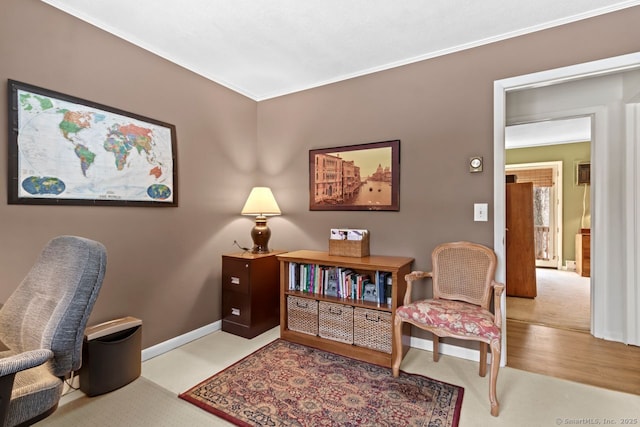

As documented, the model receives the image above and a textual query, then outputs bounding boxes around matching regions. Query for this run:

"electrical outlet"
[474,203,488,221]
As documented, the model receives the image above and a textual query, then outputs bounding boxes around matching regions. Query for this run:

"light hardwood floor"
[507,321,640,395]
[506,268,640,395]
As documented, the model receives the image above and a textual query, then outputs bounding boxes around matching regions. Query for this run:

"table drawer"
[222,257,250,294]
[222,291,251,326]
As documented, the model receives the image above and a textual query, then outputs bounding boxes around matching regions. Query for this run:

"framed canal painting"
[309,140,400,211]
[7,80,178,206]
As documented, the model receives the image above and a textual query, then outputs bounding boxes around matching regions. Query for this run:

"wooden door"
[506,182,537,298]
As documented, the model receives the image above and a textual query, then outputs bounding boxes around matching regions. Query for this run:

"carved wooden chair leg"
[489,340,501,417]
[432,335,440,362]
[479,342,487,377]
[392,316,403,377]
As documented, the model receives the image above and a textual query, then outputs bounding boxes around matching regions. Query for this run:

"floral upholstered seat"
[396,299,501,342]
[391,241,505,417]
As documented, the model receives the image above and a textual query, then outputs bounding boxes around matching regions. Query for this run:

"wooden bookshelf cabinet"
[277,250,413,367]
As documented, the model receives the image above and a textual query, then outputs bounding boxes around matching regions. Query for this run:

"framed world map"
[7,80,178,206]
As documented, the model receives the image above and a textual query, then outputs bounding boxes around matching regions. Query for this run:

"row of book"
[287,262,392,305]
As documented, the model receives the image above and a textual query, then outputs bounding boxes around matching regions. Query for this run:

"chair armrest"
[492,281,506,328]
[402,271,433,306]
[0,349,54,377]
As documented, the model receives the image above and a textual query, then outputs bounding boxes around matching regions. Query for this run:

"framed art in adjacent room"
[7,80,178,206]
[309,140,400,211]
[576,162,591,185]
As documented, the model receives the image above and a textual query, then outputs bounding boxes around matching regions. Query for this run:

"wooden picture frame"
[309,140,400,211]
[577,162,590,185]
[7,80,178,206]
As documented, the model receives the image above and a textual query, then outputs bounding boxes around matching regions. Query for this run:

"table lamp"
[241,187,281,253]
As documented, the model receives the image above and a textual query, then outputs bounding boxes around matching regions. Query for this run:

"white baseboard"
[410,335,482,362]
[141,321,491,364]
[141,320,221,361]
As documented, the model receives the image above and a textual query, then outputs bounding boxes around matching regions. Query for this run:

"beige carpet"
[506,268,590,331]
[38,328,640,427]
[38,377,222,427]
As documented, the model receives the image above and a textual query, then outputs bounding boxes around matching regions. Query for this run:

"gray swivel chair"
[0,236,107,427]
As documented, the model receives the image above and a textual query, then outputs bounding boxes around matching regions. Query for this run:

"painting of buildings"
[310,141,399,210]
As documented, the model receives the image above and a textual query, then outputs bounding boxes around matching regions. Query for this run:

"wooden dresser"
[575,229,590,277]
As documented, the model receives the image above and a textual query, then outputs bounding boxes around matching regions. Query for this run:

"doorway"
[503,116,595,333]
[494,52,640,366]
[506,161,563,269]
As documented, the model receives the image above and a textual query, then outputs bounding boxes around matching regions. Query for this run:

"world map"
[16,88,174,203]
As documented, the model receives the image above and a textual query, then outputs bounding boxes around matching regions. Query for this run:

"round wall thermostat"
[469,156,483,172]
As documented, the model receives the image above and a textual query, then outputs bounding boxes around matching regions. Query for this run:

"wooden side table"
[221,250,285,338]
[576,229,590,277]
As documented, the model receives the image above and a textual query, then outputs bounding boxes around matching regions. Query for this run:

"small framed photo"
[577,162,590,185]
[309,140,400,211]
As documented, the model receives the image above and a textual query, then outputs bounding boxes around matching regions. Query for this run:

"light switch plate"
[474,203,488,221]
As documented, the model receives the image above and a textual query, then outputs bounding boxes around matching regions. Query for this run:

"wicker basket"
[353,308,392,353]
[319,302,354,344]
[287,296,318,336]
[328,233,370,258]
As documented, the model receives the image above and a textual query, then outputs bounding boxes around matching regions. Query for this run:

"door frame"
[494,52,640,363]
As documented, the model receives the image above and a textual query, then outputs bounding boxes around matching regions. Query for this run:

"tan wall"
[257,8,640,343]
[0,0,258,347]
[2,1,640,349]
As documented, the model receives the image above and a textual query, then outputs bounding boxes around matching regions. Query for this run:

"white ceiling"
[41,0,640,101]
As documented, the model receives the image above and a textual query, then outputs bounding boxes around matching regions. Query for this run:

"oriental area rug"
[179,339,463,427]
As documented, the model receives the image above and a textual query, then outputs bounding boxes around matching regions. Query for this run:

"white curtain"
[625,102,640,346]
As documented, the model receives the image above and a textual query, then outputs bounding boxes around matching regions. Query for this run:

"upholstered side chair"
[392,241,505,416]
[0,235,107,427]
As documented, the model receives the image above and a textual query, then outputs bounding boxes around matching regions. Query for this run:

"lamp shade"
[241,187,281,216]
